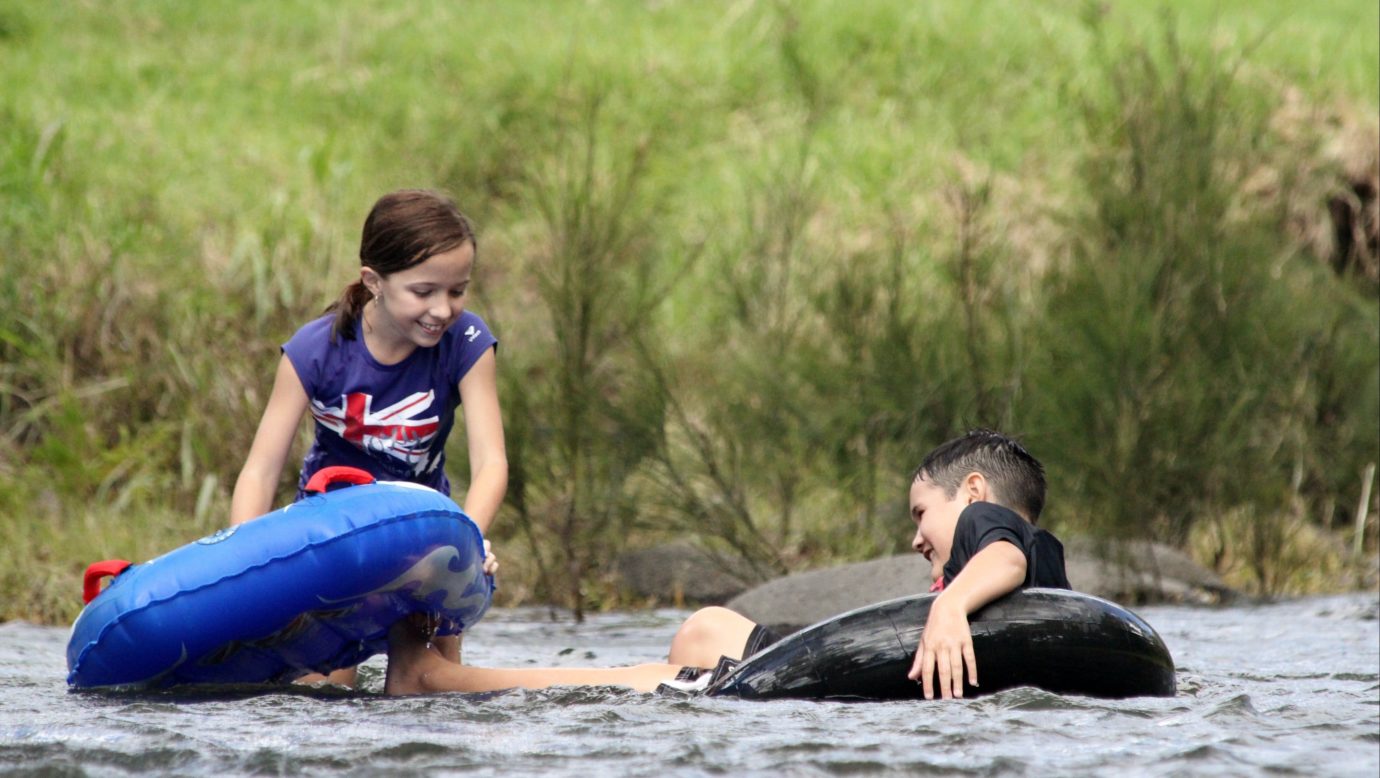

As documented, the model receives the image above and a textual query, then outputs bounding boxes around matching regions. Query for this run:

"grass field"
[2,0,1377,622]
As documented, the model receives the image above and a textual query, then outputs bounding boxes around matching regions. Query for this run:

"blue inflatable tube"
[67,472,492,689]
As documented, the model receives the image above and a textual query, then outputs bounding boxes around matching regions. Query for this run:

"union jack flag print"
[310,391,441,473]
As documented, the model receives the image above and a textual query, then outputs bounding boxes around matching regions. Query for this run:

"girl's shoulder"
[282,314,348,388]
[446,310,494,345]
[440,310,498,381]
[284,313,339,351]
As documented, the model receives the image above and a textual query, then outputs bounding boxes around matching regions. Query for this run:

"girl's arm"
[456,347,507,534]
[229,355,310,526]
[429,348,506,664]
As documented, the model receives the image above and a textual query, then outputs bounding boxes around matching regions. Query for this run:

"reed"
[1,1,1375,623]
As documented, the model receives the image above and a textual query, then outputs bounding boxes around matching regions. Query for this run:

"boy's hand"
[907,540,1026,699]
[482,540,499,577]
[908,594,977,699]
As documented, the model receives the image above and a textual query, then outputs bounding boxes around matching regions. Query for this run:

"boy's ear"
[962,472,990,503]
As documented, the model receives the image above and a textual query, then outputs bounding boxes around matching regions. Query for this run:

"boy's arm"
[907,540,1026,699]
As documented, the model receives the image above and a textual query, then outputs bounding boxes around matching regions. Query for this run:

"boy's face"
[909,473,979,585]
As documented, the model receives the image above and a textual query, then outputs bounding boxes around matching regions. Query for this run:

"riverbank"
[1,1,1376,622]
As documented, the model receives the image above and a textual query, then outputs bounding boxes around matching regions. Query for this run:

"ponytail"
[325,279,373,342]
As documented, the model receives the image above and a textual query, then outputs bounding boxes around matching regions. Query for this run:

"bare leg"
[299,619,455,688]
[384,618,683,695]
[298,617,454,688]
[434,633,461,663]
[667,606,759,668]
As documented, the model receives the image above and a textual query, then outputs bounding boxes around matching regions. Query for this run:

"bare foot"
[296,667,359,688]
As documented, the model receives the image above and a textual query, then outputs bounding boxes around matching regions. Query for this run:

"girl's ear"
[360,267,383,297]
[962,472,990,503]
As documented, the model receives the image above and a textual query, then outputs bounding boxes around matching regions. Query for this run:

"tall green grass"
[1,1,1375,623]
[1031,14,1378,569]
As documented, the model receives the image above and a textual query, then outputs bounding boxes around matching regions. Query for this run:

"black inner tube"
[706,589,1176,700]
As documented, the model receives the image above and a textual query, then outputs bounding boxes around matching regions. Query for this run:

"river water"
[3,593,1376,776]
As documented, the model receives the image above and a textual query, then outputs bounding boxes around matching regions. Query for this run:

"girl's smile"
[362,242,475,362]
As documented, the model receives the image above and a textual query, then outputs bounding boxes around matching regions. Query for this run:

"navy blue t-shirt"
[282,311,497,498]
[941,502,1071,589]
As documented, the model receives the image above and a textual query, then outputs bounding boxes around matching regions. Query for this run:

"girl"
[232,189,688,695]
[231,189,507,684]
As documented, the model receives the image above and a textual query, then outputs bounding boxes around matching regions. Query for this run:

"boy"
[666,429,1069,700]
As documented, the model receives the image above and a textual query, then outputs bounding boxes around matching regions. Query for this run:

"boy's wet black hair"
[912,429,1046,523]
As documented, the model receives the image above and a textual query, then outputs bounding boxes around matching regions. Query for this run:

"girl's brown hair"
[327,189,476,340]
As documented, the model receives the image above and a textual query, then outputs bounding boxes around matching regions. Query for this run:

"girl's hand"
[482,540,499,577]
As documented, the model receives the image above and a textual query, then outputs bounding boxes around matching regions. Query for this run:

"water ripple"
[4,595,1379,776]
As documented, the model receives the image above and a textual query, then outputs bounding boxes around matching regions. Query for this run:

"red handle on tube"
[82,560,132,604]
[304,466,376,494]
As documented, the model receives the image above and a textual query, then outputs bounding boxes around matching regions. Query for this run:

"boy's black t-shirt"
[941,502,1071,589]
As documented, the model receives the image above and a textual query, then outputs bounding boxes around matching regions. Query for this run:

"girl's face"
[364,242,475,355]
